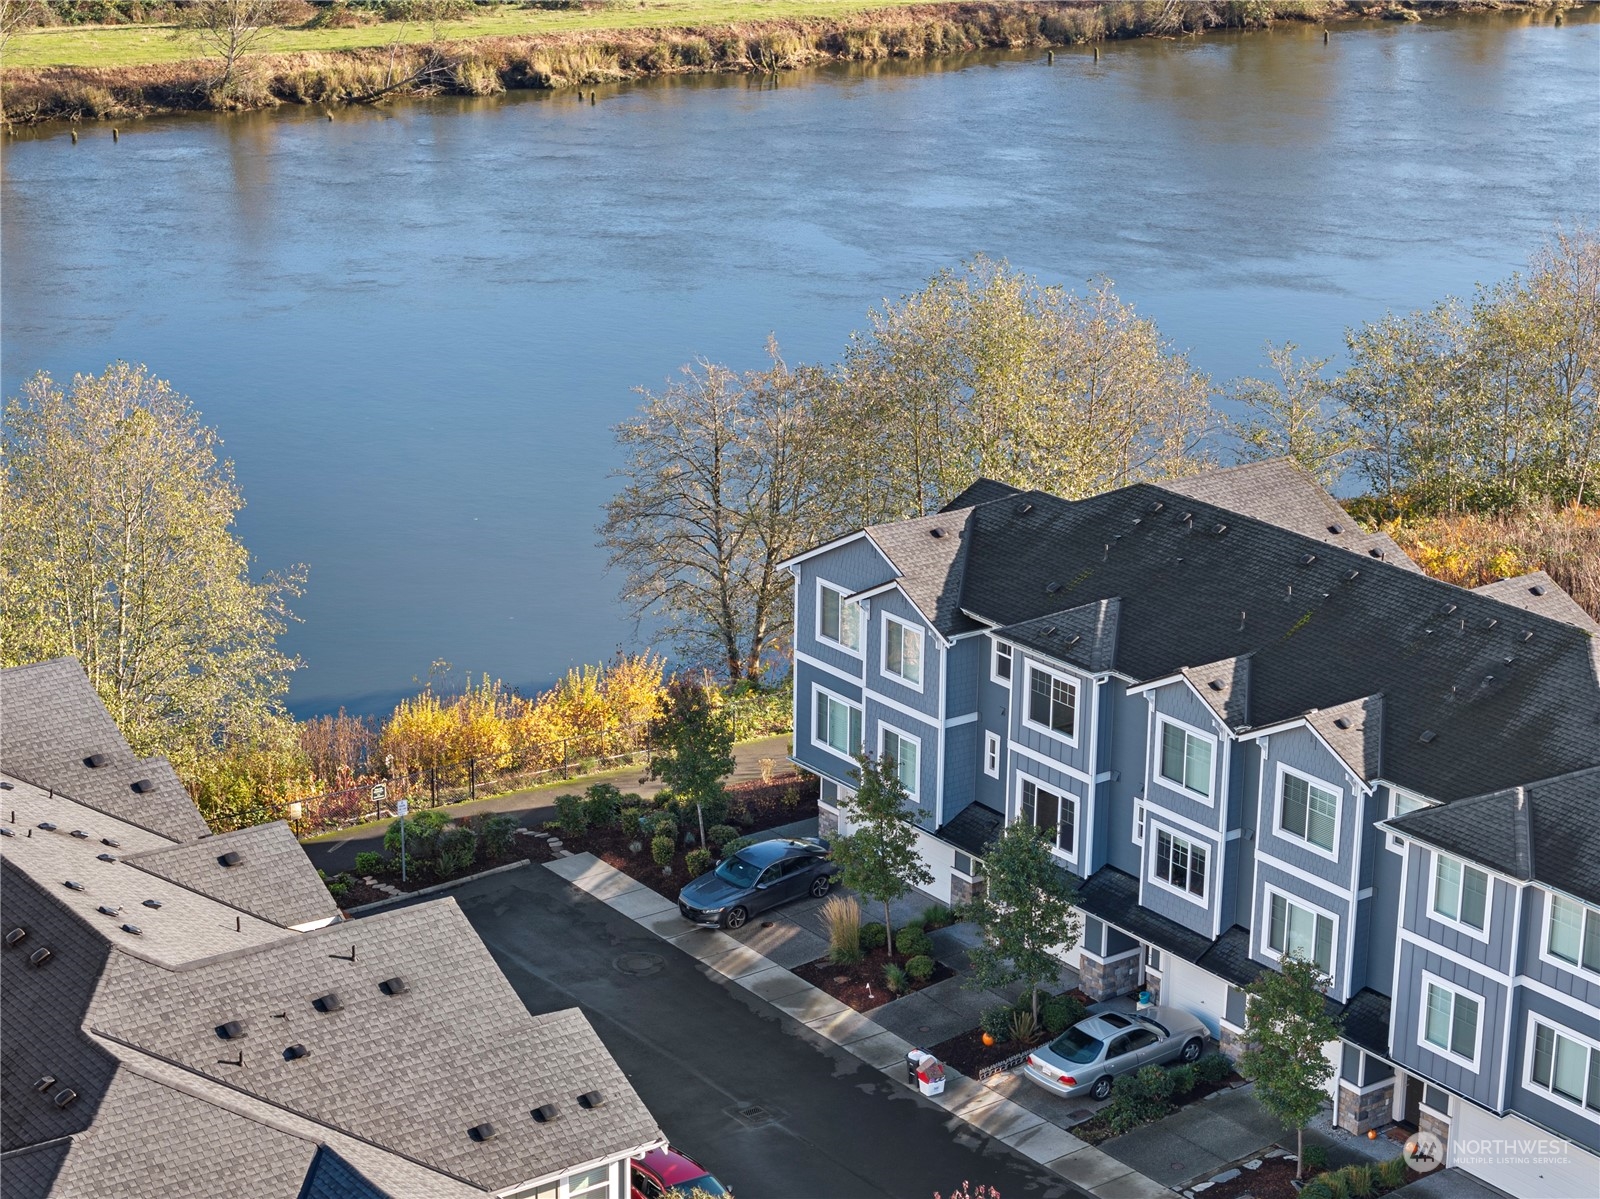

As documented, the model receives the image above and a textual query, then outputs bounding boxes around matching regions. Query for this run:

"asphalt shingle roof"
[1074,866,1216,964]
[122,820,339,930]
[996,598,1122,674]
[934,802,1004,858]
[0,658,210,842]
[1474,571,1600,636]
[1342,988,1393,1057]
[866,508,978,637]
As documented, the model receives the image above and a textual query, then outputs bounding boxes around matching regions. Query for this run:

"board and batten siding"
[1008,650,1094,778]
[1391,939,1508,1109]
[864,697,938,825]
[863,588,941,717]
[794,537,894,675]
[944,637,982,721]
[1250,859,1354,997]
[1138,816,1221,938]
[1003,749,1087,870]
[1104,683,1151,878]
[1519,888,1600,1011]
[1507,986,1600,1152]
[1402,843,1517,977]
[941,720,979,826]
[792,659,862,786]
[1366,785,1409,1000]
[1144,683,1225,832]
[1255,726,1361,886]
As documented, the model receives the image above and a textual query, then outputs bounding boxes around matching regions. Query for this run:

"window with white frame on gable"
[1153,827,1207,899]
[1390,789,1431,847]
[1020,778,1075,855]
[1527,1019,1600,1113]
[983,731,1001,778]
[882,615,923,686]
[1266,889,1335,975]
[1421,976,1480,1064]
[814,688,862,757]
[1546,893,1600,974]
[817,581,863,652]
[1025,665,1077,740]
[992,639,1013,683]
[1431,853,1489,933]
[880,726,919,801]
[1278,769,1339,854]
[1157,718,1211,799]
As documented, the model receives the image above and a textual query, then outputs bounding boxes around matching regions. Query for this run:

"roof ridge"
[0,766,186,846]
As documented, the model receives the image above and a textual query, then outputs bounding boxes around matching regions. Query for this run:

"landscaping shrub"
[436,825,477,876]
[650,834,675,871]
[1377,1157,1408,1191]
[618,805,645,832]
[323,870,350,900]
[721,834,756,855]
[645,811,678,842]
[582,782,624,828]
[685,847,713,878]
[906,954,935,982]
[894,924,933,959]
[1042,993,1088,1036]
[946,899,969,923]
[473,813,518,861]
[1303,1145,1330,1172]
[706,823,739,852]
[1167,1063,1196,1096]
[383,809,450,864]
[1195,1052,1233,1085]
[920,902,954,929]
[882,962,909,994]
[552,792,589,836]
[1321,1171,1349,1199]
[821,894,862,965]
[353,850,388,876]
[980,1004,1014,1042]
[1008,1008,1038,1044]
[860,921,887,952]
[1106,1065,1177,1133]
[1345,1164,1374,1199]
[1300,1181,1334,1199]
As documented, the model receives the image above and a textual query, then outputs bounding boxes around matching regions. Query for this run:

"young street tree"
[647,679,735,847]
[1227,342,1354,487]
[181,0,292,89]
[1236,954,1342,1178]
[829,753,933,958]
[601,345,838,682]
[1,363,306,783]
[964,820,1081,1024]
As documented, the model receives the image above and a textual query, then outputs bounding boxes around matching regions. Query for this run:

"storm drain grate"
[724,1103,779,1128]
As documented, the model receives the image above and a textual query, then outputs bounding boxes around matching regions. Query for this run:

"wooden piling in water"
[112,128,119,141]
[1093,46,1099,62]
[1324,29,1329,43]
[71,130,78,143]
[1047,50,1054,64]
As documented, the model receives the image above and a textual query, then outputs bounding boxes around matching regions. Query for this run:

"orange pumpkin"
[981,1032,996,1047]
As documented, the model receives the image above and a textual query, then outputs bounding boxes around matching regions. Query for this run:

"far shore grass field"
[4,1,938,69]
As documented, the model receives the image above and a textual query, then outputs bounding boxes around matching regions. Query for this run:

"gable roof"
[1474,571,1600,636]
[995,598,1122,675]
[0,658,210,842]
[865,508,977,638]
[941,477,1023,512]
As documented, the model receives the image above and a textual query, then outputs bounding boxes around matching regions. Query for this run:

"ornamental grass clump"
[821,894,863,965]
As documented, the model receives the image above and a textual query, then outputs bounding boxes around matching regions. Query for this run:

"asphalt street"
[434,864,1086,1199]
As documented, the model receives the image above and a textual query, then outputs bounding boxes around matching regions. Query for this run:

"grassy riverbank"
[3,0,1570,125]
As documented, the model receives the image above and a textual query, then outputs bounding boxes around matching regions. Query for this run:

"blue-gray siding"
[1390,939,1507,1109]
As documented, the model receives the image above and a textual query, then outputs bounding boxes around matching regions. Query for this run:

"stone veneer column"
[818,804,839,840]
[1417,1109,1450,1167]
[1218,1021,1250,1063]
[1336,1081,1396,1135]
[1077,951,1141,1001]
[1144,972,1162,1005]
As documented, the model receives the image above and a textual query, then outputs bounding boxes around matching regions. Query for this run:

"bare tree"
[180,0,293,89]
[0,0,45,64]
[1226,342,1354,486]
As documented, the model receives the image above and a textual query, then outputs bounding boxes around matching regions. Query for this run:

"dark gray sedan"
[677,837,837,930]
[1021,1007,1208,1101]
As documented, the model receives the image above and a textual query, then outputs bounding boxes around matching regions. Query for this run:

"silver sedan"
[1021,1006,1208,1101]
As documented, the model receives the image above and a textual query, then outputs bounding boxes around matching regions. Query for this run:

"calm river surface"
[4,10,1596,715]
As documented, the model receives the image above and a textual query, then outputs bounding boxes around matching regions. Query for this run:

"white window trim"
[1417,969,1486,1070]
[879,611,926,693]
[983,730,1001,779]
[1015,769,1079,866]
[1021,662,1080,748]
[1132,799,1146,847]
[814,577,864,657]
[1273,762,1343,861]
[1538,889,1600,979]
[1147,820,1210,907]
[1521,1013,1600,1118]
[1389,787,1434,849]
[1427,850,1494,944]
[991,638,1014,687]
[1153,715,1216,805]
[809,683,862,764]
[1259,883,1340,980]
[877,721,922,805]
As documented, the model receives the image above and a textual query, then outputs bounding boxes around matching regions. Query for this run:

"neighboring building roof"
[1074,866,1216,964]
[1389,765,1600,905]
[1474,571,1600,636]
[1342,988,1393,1057]
[934,802,1004,858]
[0,658,210,842]
[941,477,1023,512]
[869,469,1599,803]
[1161,460,1421,571]
[122,820,339,930]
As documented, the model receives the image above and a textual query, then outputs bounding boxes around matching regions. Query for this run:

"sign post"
[391,793,407,882]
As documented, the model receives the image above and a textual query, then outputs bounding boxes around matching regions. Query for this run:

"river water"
[4,10,1596,715]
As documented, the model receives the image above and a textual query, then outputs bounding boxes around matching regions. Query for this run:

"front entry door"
[1400,1075,1422,1129]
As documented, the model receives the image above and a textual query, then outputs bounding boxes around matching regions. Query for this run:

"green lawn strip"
[5,1,933,69]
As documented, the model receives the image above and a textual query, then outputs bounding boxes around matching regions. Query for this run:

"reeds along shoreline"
[0,0,1559,126]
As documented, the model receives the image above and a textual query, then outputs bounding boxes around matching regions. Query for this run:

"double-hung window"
[880,726,920,801]
[1132,800,1147,846]
[1432,853,1489,934]
[1546,893,1600,974]
[882,615,923,688]
[1278,769,1339,855]
[1019,778,1075,856]
[1025,665,1077,741]
[992,640,1013,684]
[818,582,862,652]
[1157,719,1212,799]
[814,688,862,758]
[1266,890,1335,975]
[1422,975,1480,1064]
[1528,1020,1600,1113]
[983,731,1001,778]
[1153,828,1207,899]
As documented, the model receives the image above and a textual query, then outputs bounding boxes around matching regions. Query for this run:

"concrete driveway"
[437,863,1087,1199]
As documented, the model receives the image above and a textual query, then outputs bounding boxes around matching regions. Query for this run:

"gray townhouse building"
[1,658,665,1199]
[783,460,1600,1197]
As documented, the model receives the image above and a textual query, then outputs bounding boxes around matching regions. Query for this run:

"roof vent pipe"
[84,754,110,768]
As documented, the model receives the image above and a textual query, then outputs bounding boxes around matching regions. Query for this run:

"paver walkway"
[546,851,1172,1199]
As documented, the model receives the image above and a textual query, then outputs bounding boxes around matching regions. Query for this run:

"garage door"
[1451,1101,1600,1198]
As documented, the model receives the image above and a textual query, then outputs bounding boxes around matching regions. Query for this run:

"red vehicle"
[630,1145,729,1199]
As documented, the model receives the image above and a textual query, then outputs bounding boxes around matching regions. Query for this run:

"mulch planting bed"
[1199,1154,1426,1199]
[930,1027,1048,1077]
[1071,1071,1246,1145]
[793,946,956,1012]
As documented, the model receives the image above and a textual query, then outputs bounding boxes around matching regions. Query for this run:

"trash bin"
[910,1051,946,1097]
[905,1048,924,1086]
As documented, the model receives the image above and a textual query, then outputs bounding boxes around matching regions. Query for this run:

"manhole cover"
[724,1103,780,1128]
[613,952,664,977]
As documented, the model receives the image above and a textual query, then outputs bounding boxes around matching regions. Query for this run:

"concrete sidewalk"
[546,851,1172,1199]
[302,734,792,874]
